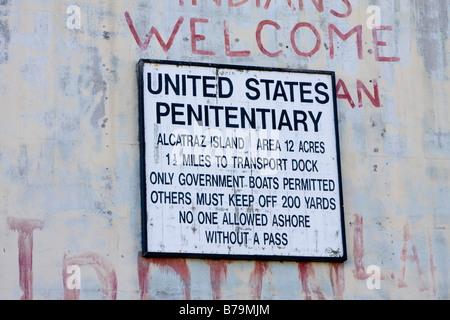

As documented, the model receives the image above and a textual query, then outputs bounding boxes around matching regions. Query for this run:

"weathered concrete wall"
[0,0,448,299]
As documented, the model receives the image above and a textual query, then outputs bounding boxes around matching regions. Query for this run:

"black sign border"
[138,59,347,263]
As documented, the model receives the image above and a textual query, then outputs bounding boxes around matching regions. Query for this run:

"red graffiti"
[398,223,428,291]
[329,263,345,300]
[329,0,352,18]
[372,26,401,62]
[249,261,271,300]
[7,217,44,300]
[351,214,438,296]
[190,18,215,56]
[298,0,324,12]
[62,252,117,300]
[138,254,191,300]
[256,20,282,58]
[124,12,184,52]
[124,12,400,64]
[336,79,356,109]
[290,22,321,57]
[179,0,351,17]
[352,214,395,281]
[336,78,380,109]
[6,214,441,299]
[224,20,251,57]
[427,232,438,296]
[357,79,380,108]
[206,260,231,299]
[329,24,363,60]
[352,214,368,280]
[297,263,325,300]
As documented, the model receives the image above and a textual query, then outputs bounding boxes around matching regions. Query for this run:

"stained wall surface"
[0,0,448,300]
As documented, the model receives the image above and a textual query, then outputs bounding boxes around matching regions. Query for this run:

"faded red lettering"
[398,223,428,291]
[352,214,369,279]
[330,0,352,18]
[261,0,298,10]
[428,231,438,297]
[298,263,325,300]
[329,263,345,300]
[336,79,380,109]
[184,0,222,5]
[257,0,272,9]
[138,255,191,300]
[206,260,230,300]
[298,0,324,12]
[328,24,363,60]
[290,22,321,57]
[62,252,117,300]
[124,12,184,51]
[285,0,296,10]
[256,20,282,57]
[229,0,248,7]
[8,217,44,300]
[249,261,271,300]
[372,26,400,62]
[224,21,251,57]
[351,214,395,283]
[190,18,216,56]
[336,79,356,109]
[357,79,380,108]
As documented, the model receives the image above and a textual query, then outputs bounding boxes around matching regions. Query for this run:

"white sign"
[138,60,346,261]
